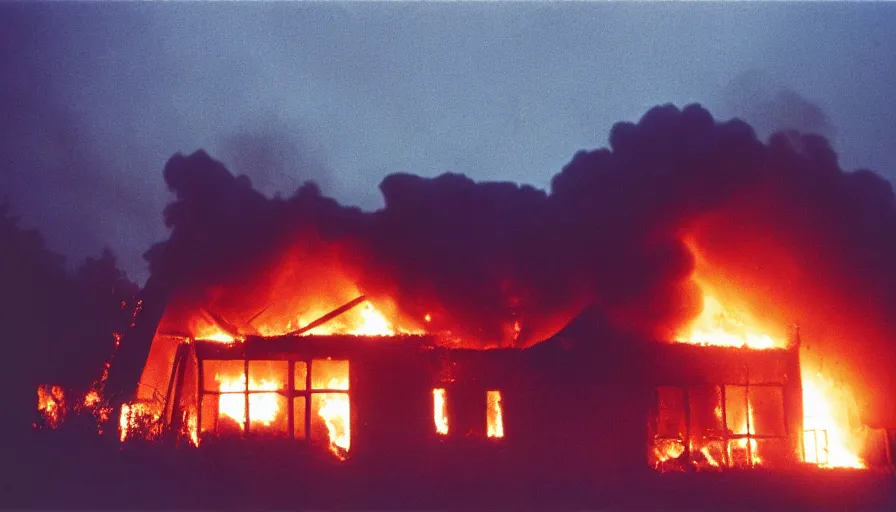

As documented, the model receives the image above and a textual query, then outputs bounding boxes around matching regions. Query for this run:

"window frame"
[650,382,789,470]
[197,356,351,445]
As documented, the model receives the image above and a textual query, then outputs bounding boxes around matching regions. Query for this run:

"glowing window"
[308,359,351,459]
[198,358,349,455]
[433,388,449,435]
[486,390,504,438]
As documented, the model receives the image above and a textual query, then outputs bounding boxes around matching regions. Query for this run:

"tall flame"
[486,390,504,438]
[318,377,351,458]
[802,372,865,468]
[676,295,777,349]
[36,385,65,429]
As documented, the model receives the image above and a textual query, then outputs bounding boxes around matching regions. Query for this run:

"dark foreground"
[8,434,895,511]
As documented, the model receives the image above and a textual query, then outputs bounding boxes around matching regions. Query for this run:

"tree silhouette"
[1,201,138,439]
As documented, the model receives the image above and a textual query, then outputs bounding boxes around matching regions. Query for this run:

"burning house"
[117,286,880,475]
[39,104,896,485]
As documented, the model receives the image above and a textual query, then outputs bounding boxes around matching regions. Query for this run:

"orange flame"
[486,390,504,438]
[36,385,65,429]
[349,303,394,336]
[217,373,280,426]
[196,329,237,344]
[433,388,449,435]
[802,372,865,468]
[318,378,351,458]
[676,295,778,349]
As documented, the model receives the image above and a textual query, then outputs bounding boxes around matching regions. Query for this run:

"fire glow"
[487,390,504,439]
[217,373,281,427]
[675,284,866,469]
[195,300,420,343]
[317,378,351,457]
[36,385,65,429]
[433,388,449,435]
[202,360,351,458]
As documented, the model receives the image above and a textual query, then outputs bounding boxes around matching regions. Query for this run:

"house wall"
[163,335,803,476]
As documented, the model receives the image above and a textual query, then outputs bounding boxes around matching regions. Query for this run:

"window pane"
[203,360,245,392]
[293,397,307,439]
[486,390,504,438]
[750,385,786,437]
[217,392,246,435]
[311,359,349,390]
[248,393,288,436]
[248,360,287,391]
[656,386,686,439]
[689,385,723,438]
[650,439,686,472]
[200,394,218,435]
[311,392,351,456]
[433,388,449,435]
[727,438,760,468]
[294,361,308,391]
[724,385,750,435]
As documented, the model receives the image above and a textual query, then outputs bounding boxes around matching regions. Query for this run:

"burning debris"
[35,385,65,430]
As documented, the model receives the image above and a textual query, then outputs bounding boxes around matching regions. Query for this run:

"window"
[651,386,687,471]
[723,384,786,468]
[433,388,448,435]
[649,383,787,471]
[197,357,351,458]
[431,388,505,439]
[486,390,504,438]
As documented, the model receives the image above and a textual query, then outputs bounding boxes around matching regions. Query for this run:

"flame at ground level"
[36,385,65,429]
[119,401,162,443]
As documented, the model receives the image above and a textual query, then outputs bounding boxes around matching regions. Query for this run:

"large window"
[649,383,788,471]
[198,358,350,458]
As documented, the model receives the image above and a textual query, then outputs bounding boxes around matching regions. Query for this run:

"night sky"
[2,2,895,284]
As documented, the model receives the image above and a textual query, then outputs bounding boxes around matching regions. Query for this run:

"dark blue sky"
[2,2,895,284]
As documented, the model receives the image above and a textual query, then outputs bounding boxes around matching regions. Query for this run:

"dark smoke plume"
[145,104,896,425]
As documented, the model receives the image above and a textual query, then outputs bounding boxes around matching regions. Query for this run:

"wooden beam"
[286,295,367,337]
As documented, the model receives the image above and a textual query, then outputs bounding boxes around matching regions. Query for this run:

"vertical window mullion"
[287,360,295,440]
[305,359,312,440]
